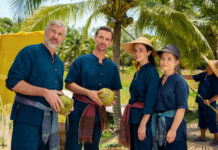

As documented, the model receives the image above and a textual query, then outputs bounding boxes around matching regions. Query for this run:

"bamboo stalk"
[189,87,218,114]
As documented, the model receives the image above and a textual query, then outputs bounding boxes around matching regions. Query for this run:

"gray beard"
[44,38,59,49]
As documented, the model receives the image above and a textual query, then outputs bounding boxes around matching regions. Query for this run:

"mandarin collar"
[91,53,107,64]
[40,43,58,62]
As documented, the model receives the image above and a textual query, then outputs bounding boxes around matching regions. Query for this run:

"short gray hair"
[45,20,67,36]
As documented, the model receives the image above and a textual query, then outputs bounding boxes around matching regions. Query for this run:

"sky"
[0,0,13,19]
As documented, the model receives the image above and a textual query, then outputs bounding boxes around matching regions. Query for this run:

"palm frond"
[134,2,213,69]
[80,9,106,49]
[10,0,60,18]
[203,0,215,9]
[21,2,91,31]
[193,14,218,27]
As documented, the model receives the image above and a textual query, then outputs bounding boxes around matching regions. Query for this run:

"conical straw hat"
[122,37,157,57]
[202,55,218,78]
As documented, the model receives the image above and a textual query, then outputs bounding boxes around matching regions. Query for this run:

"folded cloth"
[15,95,60,150]
[74,94,108,144]
[119,101,144,148]
[151,109,176,150]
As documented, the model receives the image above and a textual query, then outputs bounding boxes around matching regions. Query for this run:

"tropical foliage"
[0,17,19,34]
[192,0,217,59]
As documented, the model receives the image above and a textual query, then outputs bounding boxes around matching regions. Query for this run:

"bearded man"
[6,20,73,150]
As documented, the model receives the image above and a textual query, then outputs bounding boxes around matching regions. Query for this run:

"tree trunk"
[214,31,218,59]
[112,22,122,131]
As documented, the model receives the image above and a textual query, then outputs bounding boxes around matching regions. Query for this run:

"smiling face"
[44,24,65,50]
[133,43,152,65]
[94,30,112,52]
[159,52,179,72]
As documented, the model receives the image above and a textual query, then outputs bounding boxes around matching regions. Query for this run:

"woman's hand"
[166,129,176,143]
[138,124,146,141]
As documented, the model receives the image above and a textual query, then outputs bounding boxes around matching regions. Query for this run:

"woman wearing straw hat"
[152,44,189,150]
[119,37,159,149]
[183,56,218,146]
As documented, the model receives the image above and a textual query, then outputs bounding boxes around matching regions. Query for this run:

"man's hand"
[203,99,210,106]
[87,90,103,106]
[43,89,64,112]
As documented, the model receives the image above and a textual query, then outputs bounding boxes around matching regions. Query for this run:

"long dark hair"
[144,44,156,67]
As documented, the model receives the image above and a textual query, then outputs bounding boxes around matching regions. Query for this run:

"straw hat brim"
[122,38,157,57]
[202,55,218,78]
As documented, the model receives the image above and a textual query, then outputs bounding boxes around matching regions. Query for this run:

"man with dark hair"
[6,20,73,150]
[95,26,114,39]
[64,26,122,150]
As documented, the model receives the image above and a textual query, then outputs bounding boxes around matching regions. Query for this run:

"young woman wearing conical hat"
[119,37,159,150]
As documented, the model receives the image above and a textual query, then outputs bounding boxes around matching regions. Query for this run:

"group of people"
[5,20,218,150]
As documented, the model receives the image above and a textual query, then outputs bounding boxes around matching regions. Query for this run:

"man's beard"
[96,44,107,52]
[44,37,60,49]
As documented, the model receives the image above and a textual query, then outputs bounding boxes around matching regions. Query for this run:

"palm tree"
[192,0,217,59]
[57,26,96,69]
[10,0,212,130]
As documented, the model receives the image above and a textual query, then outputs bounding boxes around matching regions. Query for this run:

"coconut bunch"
[99,0,135,28]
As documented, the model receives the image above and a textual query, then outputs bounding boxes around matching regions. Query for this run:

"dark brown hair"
[95,26,114,40]
[144,44,156,67]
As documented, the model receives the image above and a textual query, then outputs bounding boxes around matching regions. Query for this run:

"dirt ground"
[187,123,218,150]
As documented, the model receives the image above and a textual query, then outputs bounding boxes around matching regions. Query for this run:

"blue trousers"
[198,103,218,133]
[65,120,102,150]
[11,120,48,150]
[130,124,152,150]
[157,118,187,150]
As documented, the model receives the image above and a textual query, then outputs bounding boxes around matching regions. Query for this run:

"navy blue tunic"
[129,63,159,124]
[193,72,218,107]
[154,73,189,148]
[6,43,64,125]
[193,72,218,133]
[6,43,64,149]
[64,53,122,149]
[65,53,122,121]
[128,63,159,150]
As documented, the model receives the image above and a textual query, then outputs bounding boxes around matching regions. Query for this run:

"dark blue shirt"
[128,63,159,124]
[6,43,64,125]
[154,73,189,141]
[155,73,189,112]
[193,72,218,107]
[65,53,122,121]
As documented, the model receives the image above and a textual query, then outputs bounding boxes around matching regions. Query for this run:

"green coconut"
[98,88,114,106]
[59,95,72,115]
